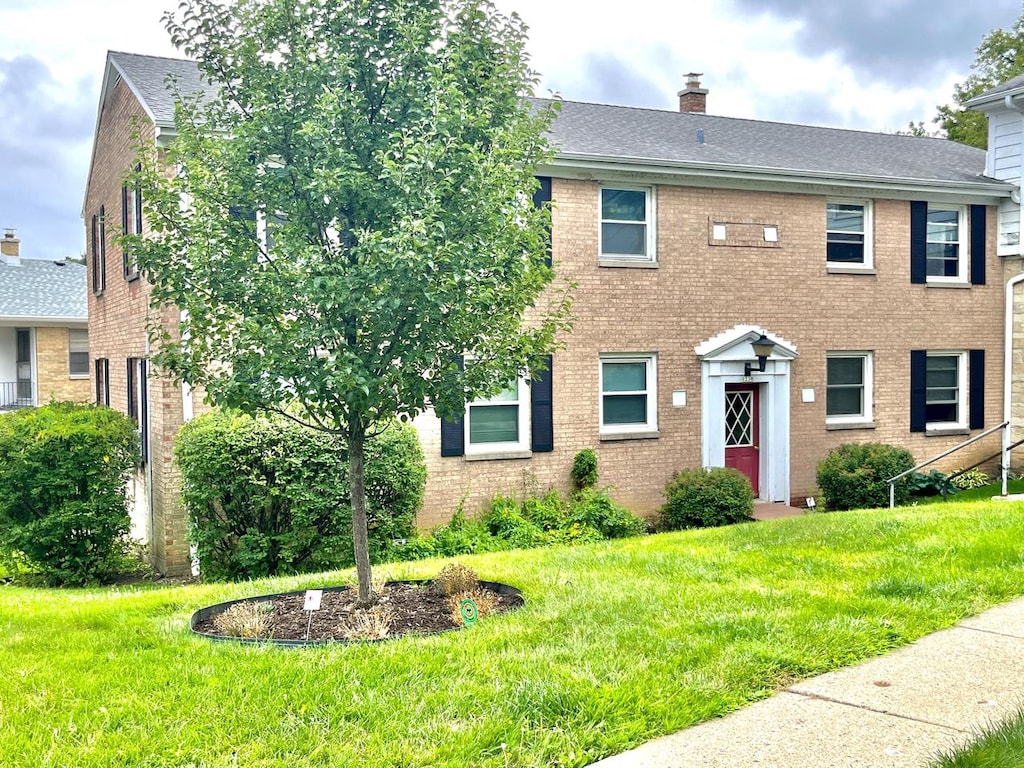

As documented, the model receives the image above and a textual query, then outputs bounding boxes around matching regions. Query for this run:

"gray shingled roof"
[968,73,1024,107]
[107,51,998,190]
[0,259,87,321]
[109,51,221,125]
[540,99,992,187]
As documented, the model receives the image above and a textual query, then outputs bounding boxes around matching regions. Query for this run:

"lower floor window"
[600,354,657,433]
[926,352,965,427]
[466,378,529,453]
[826,352,872,424]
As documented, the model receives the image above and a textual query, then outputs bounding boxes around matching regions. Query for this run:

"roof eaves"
[543,153,1015,201]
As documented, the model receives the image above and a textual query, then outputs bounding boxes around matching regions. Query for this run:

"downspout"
[1002,93,1024,496]
[1004,271,1024,496]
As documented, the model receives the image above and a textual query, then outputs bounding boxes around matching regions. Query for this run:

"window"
[68,329,89,377]
[925,352,966,429]
[94,358,109,406]
[926,206,966,282]
[826,201,871,266]
[92,207,107,294]
[465,377,530,454]
[126,357,149,465]
[122,165,142,279]
[600,354,657,434]
[600,187,654,262]
[826,352,872,425]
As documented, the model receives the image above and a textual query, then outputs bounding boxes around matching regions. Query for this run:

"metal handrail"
[887,421,1008,508]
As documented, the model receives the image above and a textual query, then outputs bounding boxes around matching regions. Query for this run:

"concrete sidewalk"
[589,598,1024,767]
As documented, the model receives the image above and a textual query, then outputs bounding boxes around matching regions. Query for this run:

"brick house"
[0,229,90,409]
[85,52,1021,575]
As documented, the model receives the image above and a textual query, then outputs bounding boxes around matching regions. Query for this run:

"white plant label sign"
[303,590,323,611]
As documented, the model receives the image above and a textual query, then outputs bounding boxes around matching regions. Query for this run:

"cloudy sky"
[0,0,1021,261]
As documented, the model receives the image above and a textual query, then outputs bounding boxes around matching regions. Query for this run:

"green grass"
[930,709,1024,767]
[3,501,1024,767]
[912,479,1024,506]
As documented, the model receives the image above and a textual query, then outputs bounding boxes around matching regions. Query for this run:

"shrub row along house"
[84,51,1024,575]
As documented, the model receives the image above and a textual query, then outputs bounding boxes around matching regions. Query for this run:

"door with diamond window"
[724,384,760,494]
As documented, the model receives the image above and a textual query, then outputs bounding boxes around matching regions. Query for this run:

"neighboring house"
[0,229,90,409]
[85,52,1020,576]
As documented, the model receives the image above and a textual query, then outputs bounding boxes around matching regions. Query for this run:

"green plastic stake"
[460,598,478,626]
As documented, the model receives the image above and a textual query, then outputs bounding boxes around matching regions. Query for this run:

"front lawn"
[930,708,1024,767]
[2,502,1024,767]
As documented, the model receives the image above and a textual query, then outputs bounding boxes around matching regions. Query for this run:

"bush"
[484,495,549,549]
[951,467,990,491]
[816,442,915,510]
[174,411,425,581]
[907,469,954,498]
[569,487,646,539]
[432,562,479,596]
[570,449,599,491]
[660,467,754,530]
[428,509,506,557]
[0,402,139,586]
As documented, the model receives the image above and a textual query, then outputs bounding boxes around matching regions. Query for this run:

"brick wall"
[418,178,1005,524]
[34,325,91,403]
[84,77,191,575]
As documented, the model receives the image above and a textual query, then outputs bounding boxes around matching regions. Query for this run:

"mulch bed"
[192,581,523,643]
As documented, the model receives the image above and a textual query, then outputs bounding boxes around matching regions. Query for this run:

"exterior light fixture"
[744,334,777,377]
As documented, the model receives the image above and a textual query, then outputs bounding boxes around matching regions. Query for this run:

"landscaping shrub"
[660,467,754,530]
[484,495,549,548]
[907,469,955,498]
[570,448,599,491]
[0,402,139,586]
[569,487,647,539]
[951,467,990,491]
[816,442,915,510]
[432,562,479,596]
[428,509,506,557]
[175,410,425,581]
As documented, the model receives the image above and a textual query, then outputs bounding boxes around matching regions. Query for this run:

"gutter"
[542,154,1014,202]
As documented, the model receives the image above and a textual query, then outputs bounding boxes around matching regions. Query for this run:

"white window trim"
[825,351,873,426]
[464,376,531,456]
[925,350,968,431]
[926,205,968,285]
[826,199,873,269]
[599,353,658,435]
[598,185,656,264]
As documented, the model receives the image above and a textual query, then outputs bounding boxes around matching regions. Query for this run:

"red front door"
[725,384,760,495]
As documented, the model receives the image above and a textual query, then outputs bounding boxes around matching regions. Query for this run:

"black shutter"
[440,356,465,457]
[910,350,927,432]
[121,185,129,234]
[530,355,554,453]
[533,176,552,268]
[910,201,927,284]
[970,205,986,285]
[969,349,985,430]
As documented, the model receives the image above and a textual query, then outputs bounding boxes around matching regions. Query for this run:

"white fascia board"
[0,316,88,327]
[540,155,1015,204]
[965,90,1024,113]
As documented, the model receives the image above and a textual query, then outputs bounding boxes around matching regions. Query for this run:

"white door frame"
[695,325,798,502]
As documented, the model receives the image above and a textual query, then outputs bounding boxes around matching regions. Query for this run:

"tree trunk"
[348,421,374,606]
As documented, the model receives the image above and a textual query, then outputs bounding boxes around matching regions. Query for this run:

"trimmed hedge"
[174,410,425,581]
[0,402,140,585]
[816,442,915,510]
[660,467,754,530]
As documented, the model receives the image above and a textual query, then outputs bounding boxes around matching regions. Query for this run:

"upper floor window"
[926,206,966,282]
[826,352,873,426]
[599,354,657,435]
[92,207,107,295]
[600,187,654,263]
[68,329,89,377]
[826,201,871,268]
[465,377,530,455]
[122,164,142,280]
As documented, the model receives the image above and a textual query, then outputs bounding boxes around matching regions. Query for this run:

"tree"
[127,0,571,604]
[936,10,1024,148]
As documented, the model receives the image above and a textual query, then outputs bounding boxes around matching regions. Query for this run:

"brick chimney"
[678,72,708,114]
[1,229,21,266]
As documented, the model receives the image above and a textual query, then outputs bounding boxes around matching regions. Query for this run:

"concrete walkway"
[589,598,1024,767]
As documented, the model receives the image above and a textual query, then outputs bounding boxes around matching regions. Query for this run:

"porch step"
[752,502,805,521]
